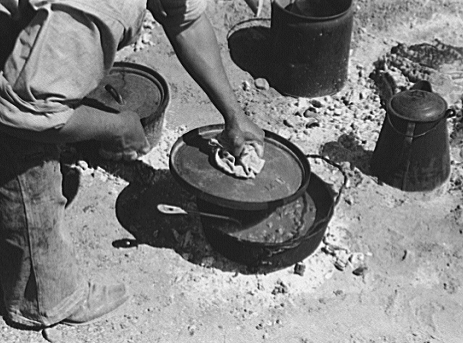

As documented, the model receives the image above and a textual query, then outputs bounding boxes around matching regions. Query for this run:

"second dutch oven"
[85,62,170,150]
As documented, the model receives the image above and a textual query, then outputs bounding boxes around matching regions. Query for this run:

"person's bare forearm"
[0,104,149,160]
[162,14,246,125]
[160,12,265,157]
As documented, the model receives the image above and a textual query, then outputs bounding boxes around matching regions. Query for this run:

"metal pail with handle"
[270,0,353,97]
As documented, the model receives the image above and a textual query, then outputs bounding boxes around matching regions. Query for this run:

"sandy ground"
[1,0,463,342]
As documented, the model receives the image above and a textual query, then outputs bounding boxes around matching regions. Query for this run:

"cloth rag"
[209,138,265,179]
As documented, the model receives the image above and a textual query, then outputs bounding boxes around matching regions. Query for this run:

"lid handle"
[410,80,433,92]
[104,84,124,104]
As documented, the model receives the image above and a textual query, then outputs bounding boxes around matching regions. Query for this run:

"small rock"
[333,108,343,116]
[305,117,320,128]
[334,249,351,271]
[296,97,311,108]
[352,265,368,276]
[310,98,325,108]
[242,80,251,91]
[294,262,306,276]
[283,118,296,128]
[303,107,318,117]
[143,20,155,30]
[344,195,354,205]
[334,259,347,271]
[254,78,269,90]
[272,280,289,295]
[349,252,365,266]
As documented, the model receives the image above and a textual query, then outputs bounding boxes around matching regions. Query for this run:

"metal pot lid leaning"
[84,61,170,134]
[169,125,311,211]
[388,89,447,122]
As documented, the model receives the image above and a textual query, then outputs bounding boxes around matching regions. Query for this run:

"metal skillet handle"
[157,204,188,215]
[157,204,242,226]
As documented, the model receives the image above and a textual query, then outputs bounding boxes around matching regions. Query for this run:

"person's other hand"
[218,115,265,158]
[99,111,151,161]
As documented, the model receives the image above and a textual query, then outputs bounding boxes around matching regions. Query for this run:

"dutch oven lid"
[169,125,311,211]
[388,89,447,122]
[85,62,169,122]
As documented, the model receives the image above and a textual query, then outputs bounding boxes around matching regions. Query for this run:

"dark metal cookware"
[169,125,345,271]
[169,124,311,211]
[85,62,170,150]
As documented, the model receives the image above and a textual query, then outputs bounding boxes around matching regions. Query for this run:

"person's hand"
[218,115,265,158]
[98,111,151,161]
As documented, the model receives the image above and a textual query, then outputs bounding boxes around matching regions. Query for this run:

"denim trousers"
[0,134,86,327]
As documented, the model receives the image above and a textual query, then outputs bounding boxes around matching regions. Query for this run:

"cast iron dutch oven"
[169,125,345,271]
[84,61,170,150]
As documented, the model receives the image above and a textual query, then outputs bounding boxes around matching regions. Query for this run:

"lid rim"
[387,89,448,123]
[169,124,312,211]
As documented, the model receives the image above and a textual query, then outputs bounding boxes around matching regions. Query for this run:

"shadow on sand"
[227,19,274,81]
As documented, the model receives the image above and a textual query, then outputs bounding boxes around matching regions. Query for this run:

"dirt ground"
[2,0,463,342]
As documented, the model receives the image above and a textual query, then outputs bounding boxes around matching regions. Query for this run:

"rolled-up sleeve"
[0,0,145,131]
[150,0,208,29]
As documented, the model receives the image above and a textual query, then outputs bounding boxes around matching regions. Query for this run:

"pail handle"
[260,154,347,255]
[386,109,455,138]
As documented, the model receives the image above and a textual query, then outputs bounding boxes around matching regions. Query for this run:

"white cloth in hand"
[209,138,265,179]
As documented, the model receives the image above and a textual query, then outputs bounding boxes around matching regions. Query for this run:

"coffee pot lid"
[388,89,447,122]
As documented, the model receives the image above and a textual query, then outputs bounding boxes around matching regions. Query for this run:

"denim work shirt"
[0,0,207,132]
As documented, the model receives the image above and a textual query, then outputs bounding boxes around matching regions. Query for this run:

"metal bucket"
[370,81,453,192]
[270,0,354,97]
